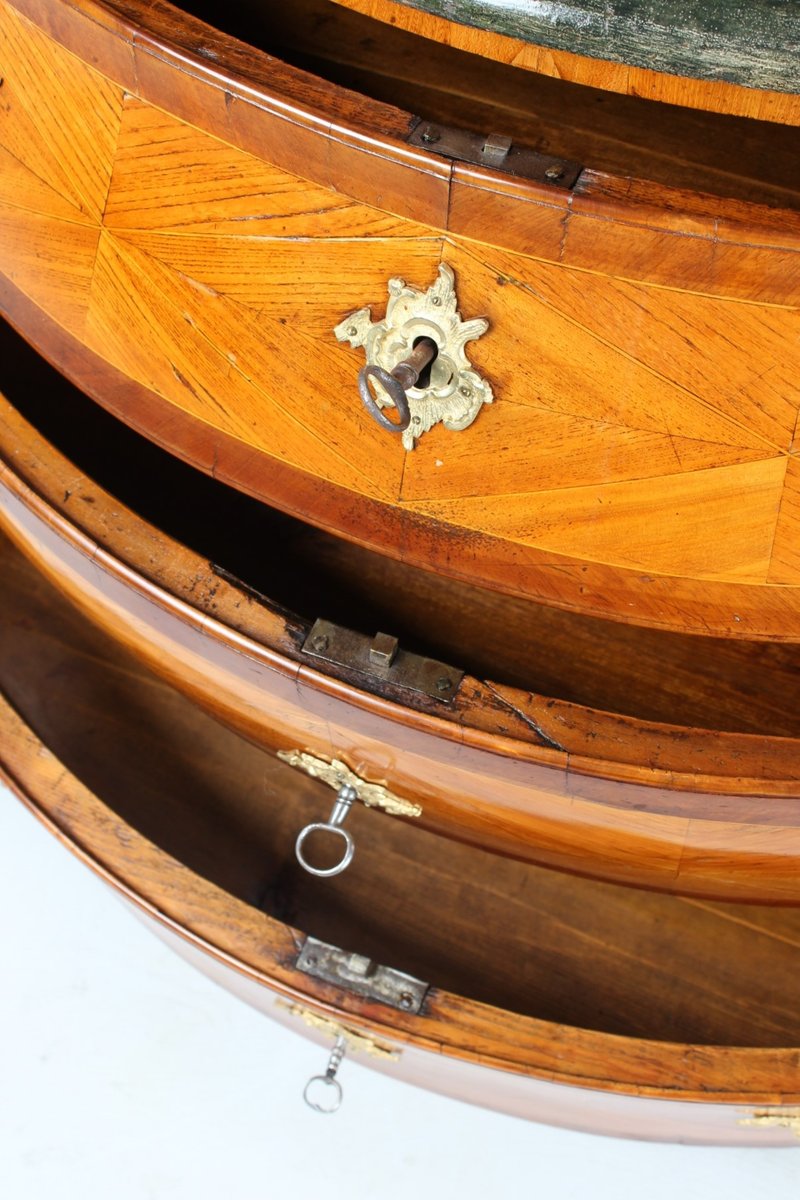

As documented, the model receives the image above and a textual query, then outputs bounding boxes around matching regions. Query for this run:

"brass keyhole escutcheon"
[334,263,493,450]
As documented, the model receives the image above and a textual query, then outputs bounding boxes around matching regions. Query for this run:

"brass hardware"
[738,1109,800,1137]
[286,749,421,877]
[334,263,493,450]
[296,937,429,1014]
[407,119,582,190]
[301,617,463,704]
[277,1001,400,1061]
[277,750,423,819]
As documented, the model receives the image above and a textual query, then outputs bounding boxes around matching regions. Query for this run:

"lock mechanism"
[334,263,493,450]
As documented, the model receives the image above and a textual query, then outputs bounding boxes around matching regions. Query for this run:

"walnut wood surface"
[3,328,800,902]
[4,540,800,1122]
[1,0,800,639]
[330,0,800,125]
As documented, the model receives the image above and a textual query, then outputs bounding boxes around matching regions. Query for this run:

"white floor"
[1,780,798,1200]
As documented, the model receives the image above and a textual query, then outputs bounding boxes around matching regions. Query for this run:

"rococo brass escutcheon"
[334,264,493,450]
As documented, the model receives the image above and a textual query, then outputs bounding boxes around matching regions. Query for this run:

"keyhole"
[412,336,438,389]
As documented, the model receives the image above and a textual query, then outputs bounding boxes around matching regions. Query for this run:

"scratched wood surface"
[5,539,800,1123]
[2,0,800,638]
[330,0,800,125]
[5,327,800,904]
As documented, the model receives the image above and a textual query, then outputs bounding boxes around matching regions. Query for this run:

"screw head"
[431,296,442,306]
[348,325,358,336]
[420,128,440,144]
[436,676,453,692]
[311,634,329,652]
[545,164,564,180]
[399,992,415,1010]
[459,385,472,398]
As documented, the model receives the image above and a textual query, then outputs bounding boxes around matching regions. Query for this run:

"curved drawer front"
[3,573,800,1146]
[2,365,800,902]
[157,926,800,1146]
[1,0,800,639]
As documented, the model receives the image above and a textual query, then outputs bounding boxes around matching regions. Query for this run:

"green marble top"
[397,0,800,92]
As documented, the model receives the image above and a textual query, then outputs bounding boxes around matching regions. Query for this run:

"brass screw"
[545,164,564,180]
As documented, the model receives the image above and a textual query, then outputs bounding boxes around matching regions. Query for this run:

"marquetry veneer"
[1,0,800,638]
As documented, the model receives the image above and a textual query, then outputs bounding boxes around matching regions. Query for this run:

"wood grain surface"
[4,539,800,1133]
[2,0,800,639]
[3,325,800,903]
[330,0,800,125]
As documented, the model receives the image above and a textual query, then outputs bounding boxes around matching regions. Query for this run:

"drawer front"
[2,0,800,638]
[3,660,800,1147]
[153,918,800,1147]
[5,449,800,902]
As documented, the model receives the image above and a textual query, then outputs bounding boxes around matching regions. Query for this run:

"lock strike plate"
[296,937,429,1015]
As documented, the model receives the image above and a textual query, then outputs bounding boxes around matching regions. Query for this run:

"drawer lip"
[5,0,800,265]
[4,353,800,902]
[4,688,800,1112]
[4,281,800,646]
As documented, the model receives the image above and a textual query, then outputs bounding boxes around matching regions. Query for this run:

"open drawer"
[3,533,800,1144]
[3,319,800,901]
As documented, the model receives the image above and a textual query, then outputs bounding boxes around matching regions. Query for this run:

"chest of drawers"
[2,0,800,1143]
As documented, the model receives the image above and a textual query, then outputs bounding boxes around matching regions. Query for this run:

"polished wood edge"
[3,687,800,1103]
[5,0,800,277]
[3,281,799,644]
[329,0,800,126]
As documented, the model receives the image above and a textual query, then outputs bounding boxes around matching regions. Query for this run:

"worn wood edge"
[329,0,800,125]
[3,689,800,1103]
[3,379,800,802]
[3,283,800,645]
[5,0,800,272]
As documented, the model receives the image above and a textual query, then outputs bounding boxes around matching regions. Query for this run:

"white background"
[1,779,798,1199]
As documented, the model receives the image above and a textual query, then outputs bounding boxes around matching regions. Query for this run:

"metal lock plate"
[297,937,429,1014]
[408,119,583,190]
[302,618,463,703]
